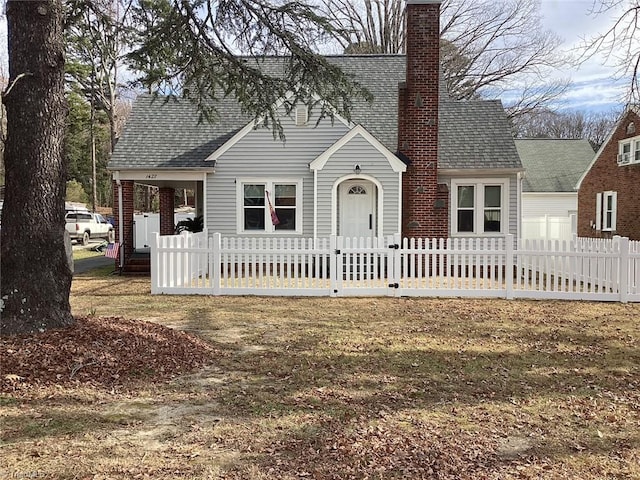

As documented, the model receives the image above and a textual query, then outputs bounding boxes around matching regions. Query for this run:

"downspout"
[115,171,124,269]
[203,172,208,234]
[398,172,403,235]
[517,171,523,241]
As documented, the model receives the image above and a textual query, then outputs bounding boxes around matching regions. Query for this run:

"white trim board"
[310,124,406,173]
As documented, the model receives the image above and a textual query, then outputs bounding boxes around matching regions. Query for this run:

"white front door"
[339,180,376,238]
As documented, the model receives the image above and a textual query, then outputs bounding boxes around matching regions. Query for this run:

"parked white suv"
[65,212,115,245]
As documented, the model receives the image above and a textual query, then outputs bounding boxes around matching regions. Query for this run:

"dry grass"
[1,274,639,479]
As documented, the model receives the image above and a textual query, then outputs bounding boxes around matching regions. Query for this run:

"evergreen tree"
[0,0,365,335]
[1,0,73,334]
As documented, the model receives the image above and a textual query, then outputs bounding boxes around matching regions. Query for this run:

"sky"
[536,0,630,113]
[0,0,631,114]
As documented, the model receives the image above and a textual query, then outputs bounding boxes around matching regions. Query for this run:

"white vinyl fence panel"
[134,212,195,249]
[521,215,575,243]
[629,239,640,302]
[151,232,640,303]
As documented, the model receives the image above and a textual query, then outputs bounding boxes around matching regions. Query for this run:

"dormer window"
[295,105,308,127]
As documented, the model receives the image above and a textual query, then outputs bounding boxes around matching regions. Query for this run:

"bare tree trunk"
[1,0,73,335]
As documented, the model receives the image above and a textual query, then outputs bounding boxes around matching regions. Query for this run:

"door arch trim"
[331,174,384,237]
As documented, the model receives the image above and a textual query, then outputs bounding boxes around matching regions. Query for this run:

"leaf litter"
[0,291,639,479]
[1,316,221,393]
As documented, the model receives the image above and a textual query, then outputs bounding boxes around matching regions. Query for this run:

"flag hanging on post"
[266,191,280,226]
[105,242,120,259]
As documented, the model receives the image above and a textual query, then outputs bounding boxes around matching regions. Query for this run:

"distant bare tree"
[512,109,619,150]
[113,96,133,139]
[66,0,134,151]
[580,0,640,103]
[320,0,569,119]
[321,0,404,54]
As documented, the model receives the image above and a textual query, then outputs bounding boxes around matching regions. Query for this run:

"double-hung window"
[238,179,302,234]
[452,179,508,235]
[618,134,640,165]
[456,186,475,232]
[483,185,502,232]
[619,141,632,165]
[595,191,617,232]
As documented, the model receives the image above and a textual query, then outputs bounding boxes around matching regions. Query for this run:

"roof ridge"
[515,138,589,141]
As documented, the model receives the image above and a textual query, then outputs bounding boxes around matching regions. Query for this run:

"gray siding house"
[109,0,522,266]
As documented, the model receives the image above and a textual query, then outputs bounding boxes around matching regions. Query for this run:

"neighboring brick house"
[577,105,640,240]
[109,0,523,269]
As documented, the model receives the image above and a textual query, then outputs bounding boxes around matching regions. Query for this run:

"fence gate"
[332,236,398,297]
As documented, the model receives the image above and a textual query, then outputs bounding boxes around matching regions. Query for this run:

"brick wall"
[159,187,176,235]
[399,0,447,238]
[112,180,134,262]
[578,109,640,240]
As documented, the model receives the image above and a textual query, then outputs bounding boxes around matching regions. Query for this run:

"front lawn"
[0,275,638,479]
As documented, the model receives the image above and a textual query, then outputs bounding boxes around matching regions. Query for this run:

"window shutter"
[611,191,617,231]
[595,193,602,231]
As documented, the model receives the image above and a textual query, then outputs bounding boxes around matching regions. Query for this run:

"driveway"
[73,255,115,275]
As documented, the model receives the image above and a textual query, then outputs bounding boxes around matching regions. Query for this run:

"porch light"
[354,164,361,174]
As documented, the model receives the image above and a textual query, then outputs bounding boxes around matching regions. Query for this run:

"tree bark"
[1,0,73,335]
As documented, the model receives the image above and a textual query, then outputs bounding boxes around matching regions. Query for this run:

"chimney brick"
[399,0,446,239]
[112,179,134,264]
[159,187,176,235]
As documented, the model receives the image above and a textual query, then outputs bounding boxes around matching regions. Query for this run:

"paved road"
[74,255,116,275]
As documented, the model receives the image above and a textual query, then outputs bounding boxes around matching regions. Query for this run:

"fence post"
[150,232,159,294]
[619,236,629,303]
[212,233,221,295]
[505,234,514,300]
[330,235,339,297]
[392,233,402,297]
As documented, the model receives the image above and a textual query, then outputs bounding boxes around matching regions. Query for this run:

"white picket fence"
[151,231,640,302]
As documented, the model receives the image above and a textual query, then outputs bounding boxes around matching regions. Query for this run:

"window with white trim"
[451,179,508,235]
[618,134,640,165]
[237,179,302,234]
[456,185,475,232]
[595,191,617,232]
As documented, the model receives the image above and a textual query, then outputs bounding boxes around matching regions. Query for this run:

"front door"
[339,180,376,238]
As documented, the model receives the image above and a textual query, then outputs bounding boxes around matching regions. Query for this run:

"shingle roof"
[439,99,522,170]
[109,95,249,169]
[514,139,595,192]
[110,55,521,171]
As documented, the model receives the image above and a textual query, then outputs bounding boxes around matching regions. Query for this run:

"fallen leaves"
[1,294,639,479]
[0,316,222,393]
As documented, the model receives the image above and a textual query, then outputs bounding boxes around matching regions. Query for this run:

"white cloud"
[538,0,631,112]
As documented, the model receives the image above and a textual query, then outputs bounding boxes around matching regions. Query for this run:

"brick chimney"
[399,0,448,238]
